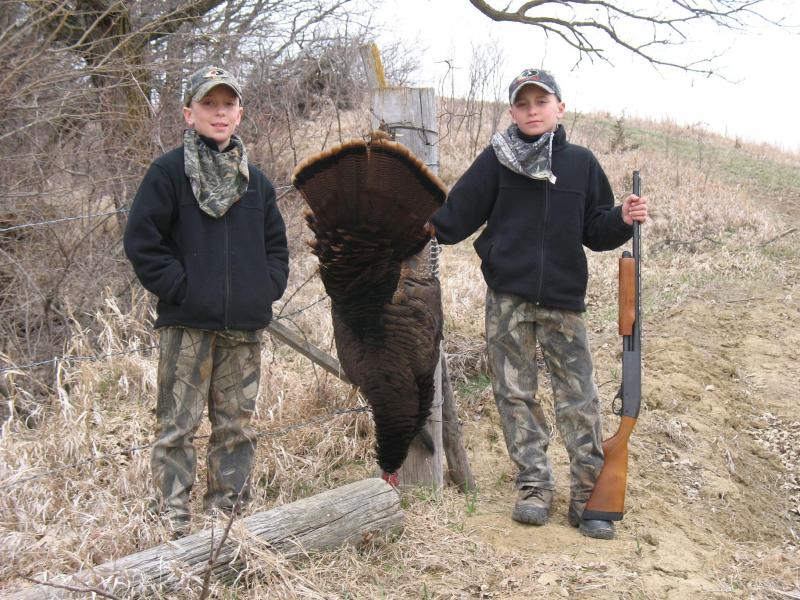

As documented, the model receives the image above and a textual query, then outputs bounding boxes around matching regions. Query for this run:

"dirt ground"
[444,162,800,598]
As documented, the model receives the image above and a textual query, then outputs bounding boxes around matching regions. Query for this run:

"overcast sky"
[372,0,800,152]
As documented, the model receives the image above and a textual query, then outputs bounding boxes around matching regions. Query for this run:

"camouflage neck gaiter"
[183,129,249,218]
[491,124,556,184]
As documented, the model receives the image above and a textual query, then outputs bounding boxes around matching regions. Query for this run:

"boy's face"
[182,85,243,151]
[509,85,565,137]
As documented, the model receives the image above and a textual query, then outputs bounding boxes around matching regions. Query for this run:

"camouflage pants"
[152,327,260,521]
[485,290,604,503]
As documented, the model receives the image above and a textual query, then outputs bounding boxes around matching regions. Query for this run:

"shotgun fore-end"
[618,255,636,336]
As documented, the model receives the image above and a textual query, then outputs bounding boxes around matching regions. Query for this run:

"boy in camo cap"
[124,66,289,538]
[431,68,648,539]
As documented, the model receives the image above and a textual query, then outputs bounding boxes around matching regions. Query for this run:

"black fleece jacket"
[124,137,289,330]
[431,125,632,311]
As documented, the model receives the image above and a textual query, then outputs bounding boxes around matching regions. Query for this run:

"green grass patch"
[454,372,491,399]
[592,114,800,197]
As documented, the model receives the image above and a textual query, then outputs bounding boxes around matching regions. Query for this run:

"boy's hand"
[622,194,648,225]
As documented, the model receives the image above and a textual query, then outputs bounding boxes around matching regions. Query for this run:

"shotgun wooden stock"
[583,416,636,520]
[584,171,642,522]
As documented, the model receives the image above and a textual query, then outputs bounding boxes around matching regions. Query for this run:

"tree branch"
[468,0,784,75]
[16,572,123,600]
[132,0,228,47]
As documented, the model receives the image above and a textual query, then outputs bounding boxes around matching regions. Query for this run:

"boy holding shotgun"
[431,69,647,539]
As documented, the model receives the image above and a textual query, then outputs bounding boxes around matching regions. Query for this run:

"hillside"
[1,110,799,598]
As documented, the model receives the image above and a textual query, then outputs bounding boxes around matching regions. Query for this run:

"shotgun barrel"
[583,171,642,522]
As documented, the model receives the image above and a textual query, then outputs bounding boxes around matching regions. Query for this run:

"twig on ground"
[760,227,797,247]
[198,478,250,600]
[724,296,766,303]
[17,572,124,600]
[666,236,723,247]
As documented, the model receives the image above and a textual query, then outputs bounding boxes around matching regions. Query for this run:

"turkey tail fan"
[361,141,445,258]
[292,133,447,260]
[293,140,367,235]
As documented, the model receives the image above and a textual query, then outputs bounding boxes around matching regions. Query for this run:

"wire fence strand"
[0,304,328,376]
[0,184,296,235]
[0,345,159,374]
[0,209,129,234]
[0,406,370,492]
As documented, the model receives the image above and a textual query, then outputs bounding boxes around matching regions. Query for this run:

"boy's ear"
[182,106,194,127]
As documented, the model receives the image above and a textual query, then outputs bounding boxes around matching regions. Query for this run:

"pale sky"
[373,0,800,152]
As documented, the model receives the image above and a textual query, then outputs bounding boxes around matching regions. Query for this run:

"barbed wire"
[0,208,129,234]
[0,184,296,235]
[0,179,304,377]
[0,406,370,492]
[0,301,332,375]
[278,295,329,319]
[0,345,159,375]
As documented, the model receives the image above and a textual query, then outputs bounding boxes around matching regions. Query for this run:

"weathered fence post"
[358,43,474,492]
[441,351,476,492]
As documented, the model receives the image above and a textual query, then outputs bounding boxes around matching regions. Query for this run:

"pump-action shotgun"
[583,170,643,521]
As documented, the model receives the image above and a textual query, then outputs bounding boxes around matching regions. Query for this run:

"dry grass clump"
[1,290,160,584]
[0,278,376,593]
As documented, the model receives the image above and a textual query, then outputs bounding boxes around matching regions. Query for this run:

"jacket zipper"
[224,215,230,329]
[535,182,549,304]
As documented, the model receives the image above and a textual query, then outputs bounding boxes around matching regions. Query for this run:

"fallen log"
[9,478,402,599]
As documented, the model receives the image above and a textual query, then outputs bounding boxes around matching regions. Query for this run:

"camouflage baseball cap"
[184,66,243,107]
[508,69,562,103]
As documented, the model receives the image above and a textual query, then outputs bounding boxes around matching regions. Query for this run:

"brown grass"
[2,102,799,598]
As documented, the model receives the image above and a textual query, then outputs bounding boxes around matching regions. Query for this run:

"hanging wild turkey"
[292,132,447,484]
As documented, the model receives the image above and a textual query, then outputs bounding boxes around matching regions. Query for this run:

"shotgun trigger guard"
[612,386,623,416]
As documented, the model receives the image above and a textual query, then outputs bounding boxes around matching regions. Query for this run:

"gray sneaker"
[568,503,616,540]
[512,487,553,525]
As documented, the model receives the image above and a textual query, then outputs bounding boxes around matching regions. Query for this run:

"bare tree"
[3,1,358,215]
[468,0,786,74]
[0,0,387,411]
[437,40,505,154]
[464,40,505,155]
